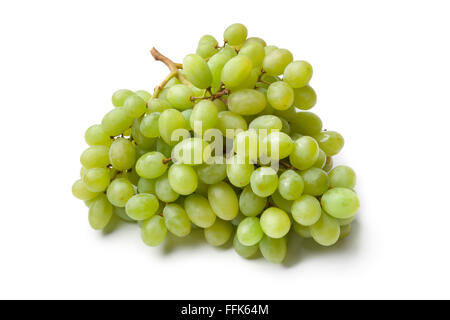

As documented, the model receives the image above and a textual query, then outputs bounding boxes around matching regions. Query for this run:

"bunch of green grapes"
[72,23,360,264]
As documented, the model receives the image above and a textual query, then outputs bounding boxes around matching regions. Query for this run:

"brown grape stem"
[162,158,172,165]
[280,160,293,169]
[150,47,191,86]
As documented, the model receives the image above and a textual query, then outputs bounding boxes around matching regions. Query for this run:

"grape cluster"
[72,23,360,263]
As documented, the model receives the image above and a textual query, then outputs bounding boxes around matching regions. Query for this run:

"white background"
[1,0,449,300]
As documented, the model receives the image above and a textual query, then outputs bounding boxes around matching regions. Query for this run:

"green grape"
[183,54,212,89]
[112,89,134,107]
[264,45,278,56]
[135,90,152,102]
[249,115,282,132]
[226,156,254,187]
[84,124,112,147]
[338,216,355,226]
[250,167,279,197]
[181,109,193,131]
[229,67,261,91]
[158,87,170,101]
[72,179,99,200]
[291,194,321,226]
[228,89,266,115]
[114,206,136,222]
[135,151,168,179]
[293,222,312,238]
[340,224,352,239]
[278,170,304,200]
[289,136,319,170]
[88,194,113,230]
[283,61,313,88]
[140,113,160,138]
[137,177,156,194]
[196,157,227,184]
[196,35,219,58]
[244,37,266,47]
[165,77,181,88]
[141,215,167,246]
[310,212,340,246]
[291,112,323,136]
[301,167,329,196]
[233,235,259,258]
[234,130,259,162]
[329,165,356,189]
[270,190,293,213]
[207,182,239,220]
[217,111,248,138]
[267,81,294,111]
[123,95,147,118]
[82,168,110,192]
[101,108,133,136]
[109,137,136,171]
[262,48,293,76]
[312,149,326,169]
[190,100,218,136]
[239,42,265,67]
[158,109,188,146]
[237,217,264,246]
[131,121,156,150]
[323,156,333,172]
[184,194,216,228]
[259,235,287,263]
[172,137,211,165]
[208,46,237,93]
[155,173,179,202]
[79,166,87,178]
[239,185,267,217]
[314,131,345,156]
[321,188,359,219]
[260,207,291,238]
[148,98,170,113]
[106,178,135,207]
[156,138,172,158]
[231,212,245,226]
[273,105,296,119]
[293,85,317,110]
[84,199,95,208]
[80,146,110,169]
[125,193,159,221]
[213,99,228,112]
[168,163,198,195]
[263,131,294,159]
[163,203,191,237]
[166,84,194,110]
[204,219,233,246]
[116,168,139,186]
[221,56,253,88]
[280,117,291,135]
[223,23,247,46]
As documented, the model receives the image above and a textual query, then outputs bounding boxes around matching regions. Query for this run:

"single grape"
[184,194,216,228]
[82,167,111,192]
[239,42,265,67]
[168,163,198,195]
[250,167,279,197]
[137,177,156,194]
[213,99,228,112]
[196,157,227,184]
[260,207,291,238]
[267,81,294,111]
[278,170,304,200]
[141,215,167,246]
[140,112,160,138]
[208,46,237,93]
[283,61,313,88]
[196,35,219,59]
[289,136,319,170]
[249,115,282,132]
[237,217,264,246]
[229,67,261,91]
[233,235,259,258]
[183,54,213,89]
[123,95,147,118]
[84,124,112,147]
[207,182,239,220]
[293,85,317,110]
[264,45,278,56]
[221,56,253,88]
[171,137,211,165]
[135,90,152,102]
[135,151,168,179]
[329,165,356,189]
[228,89,266,115]
[262,48,293,76]
[223,23,247,46]
[259,235,287,263]
[101,108,133,136]
[244,37,267,47]
[155,173,179,202]
[114,206,136,223]
[190,100,218,136]
[204,219,233,246]
[148,98,170,113]
[72,179,99,200]
[290,112,323,137]
[291,194,322,226]
[80,146,110,169]
[166,84,194,110]
[310,212,340,246]
[300,167,329,196]
[263,131,294,160]
[226,155,255,187]
[239,185,267,217]
[314,130,345,156]
[112,89,134,107]
[106,178,135,207]
[131,118,156,150]
[88,194,113,230]
[337,216,355,226]
[270,190,293,213]
[163,203,191,237]
[158,109,189,146]
[109,137,136,171]
[321,187,360,219]
[216,111,247,138]
[293,222,312,238]
[125,193,159,221]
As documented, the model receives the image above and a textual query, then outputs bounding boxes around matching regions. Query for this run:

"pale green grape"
[267,81,294,111]
[163,203,191,237]
[264,45,278,56]
[204,219,233,246]
[72,179,99,200]
[229,67,261,91]
[183,54,213,89]
[156,138,172,158]
[168,163,198,195]
[123,95,147,118]
[259,235,287,263]
[293,222,312,238]
[125,193,159,221]
[239,42,265,67]
[84,125,112,147]
[158,109,189,146]
[101,108,133,136]
[109,137,136,171]
[196,157,227,184]
[278,170,304,200]
[228,89,266,115]
[184,194,216,228]
[262,48,293,76]
[260,207,291,238]
[314,131,345,156]
[106,178,135,207]
[249,115,282,132]
[237,217,263,246]
[329,165,356,189]
[137,177,156,194]
[217,111,248,138]
[165,77,181,88]
[312,149,326,169]
[148,98,170,113]
[140,113,160,138]
[289,136,319,170]
[166,85,194,110]
[141,215,167,246]
[155,173,179,202]
[135,151,168,179]
[250,167,279,197]
[239,185,267,217]
[172,137,210,165]
[213,99,228,112]
[291,194,321,226]
[181,109,193,131]
[273,105,296,119]
[234,130,259,162]
[263,131,294,159]
[82,168,110,192]
[80,146,110,169]
[190,100,218,136]
[114,206,136,223]
[233,235,259,258]
[208,46,237,93]
[207,182,239,220]
[291,112,323,136]
[301,167,329,196]
[283,61,313,88]
[226,155,254,187]
[270,190,293,213]
[223,23,247,46]
[323,156,333,172]
[321,187,359,219]
[293,85,317,110]
[196,35,218,59]
[310,212,340,246]
[340,224,352,239]
[112,89,134,107]
[135,90,152,102]
[244,37,266,47]
[221,56,253,88]
[88,194,113,230]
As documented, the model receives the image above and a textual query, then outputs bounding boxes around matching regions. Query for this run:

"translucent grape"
[250,167,279,197]
[155,173,179,202]
[184,194,216,228]
[264,45,278,56]
[221,56,253,88]
[293,222,312,238]
[239,185,267,217]
[233,235,259,258]
[135,151,168,179]
[293,85,317,110]
[135,90,152,102]
[259,235,287,263]
[158,109,188,146]
[249,115,282,132]
[226,156,254,187]
[260,207,291,238]
[207,182,239,220]
[262,48,293,76]
[82,167,111,192]
[88,194,113,230]
[314,131,345,156]
[112,89,134,107]
[204,219,233,246]
[270,190,293,214]
[125,193,159,221]
[217,111,248,138]
[72,179,99,200]
[263,131,294,159]
[166,85,194,110]
[267,81,294,111]
[109,137,136,171]
[123,95,147,118]
[168,163,198,195]
[163,203,191,237]
[237,217,264,246]
[196,35,218,59]
[183,54,213,89]
[229,67,261,91]
[310,212,340,246]
[223,23,248,46]
[137,177,156,194]
[278,170,304,200]
[190,100,218,136]
[106,178,135,207]
[291,194,322,226]
[321,187,360,219]
[208,46,237,93]
[213,99,228,112]
[140,113,160,138]
[239,42,265,67]
[289,136,319,170]
[171,137,210,165]
[141,215,167,246]
[329,165,356,189]
[291,112,323,136]
[85,125,112,147]
[244,37,267,47]
[301,167,329,196]
[80,146,110,169]
[312,149,326,169]
[228,89,266,115]
[148,98,170,113]
[101,108,133,136]
[196,157,227,184]
[283,61,313,88]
